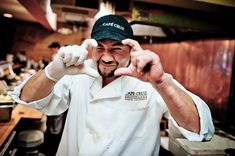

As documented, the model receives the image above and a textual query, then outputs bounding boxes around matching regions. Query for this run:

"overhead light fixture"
[95,2,114,20]
[57,27,73,35]
[3,13,13,18]
[131,24,166,37]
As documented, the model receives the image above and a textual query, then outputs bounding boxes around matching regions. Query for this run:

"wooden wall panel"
[142,39,234,122]
[2,20,87,62]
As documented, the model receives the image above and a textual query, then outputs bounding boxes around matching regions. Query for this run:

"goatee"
[98,68,115,77]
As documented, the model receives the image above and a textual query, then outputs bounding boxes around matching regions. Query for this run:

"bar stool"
[17,130,45,156]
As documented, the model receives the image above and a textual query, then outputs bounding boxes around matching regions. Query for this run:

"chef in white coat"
[11,14,214,156]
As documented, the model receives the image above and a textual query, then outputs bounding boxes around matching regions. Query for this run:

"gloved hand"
[45,39,99,82]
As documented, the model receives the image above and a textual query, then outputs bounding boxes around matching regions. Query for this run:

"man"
[48,41,61,61]
[11,15,214,156]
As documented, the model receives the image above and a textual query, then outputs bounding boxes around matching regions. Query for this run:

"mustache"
[97,59,119,67]
[100,60,114,64]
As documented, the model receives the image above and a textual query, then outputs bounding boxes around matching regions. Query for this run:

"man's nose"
[101,52,114,63]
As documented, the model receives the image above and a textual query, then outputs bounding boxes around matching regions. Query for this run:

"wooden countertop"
[0,104,43,146]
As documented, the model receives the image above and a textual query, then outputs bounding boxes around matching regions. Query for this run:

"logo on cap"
[102,22,124,31]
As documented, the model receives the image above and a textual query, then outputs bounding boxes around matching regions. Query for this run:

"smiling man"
[93,40,131,86]
[11,15,214,156]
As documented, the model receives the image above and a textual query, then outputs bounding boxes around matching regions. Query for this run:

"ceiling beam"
[18,0,56,31]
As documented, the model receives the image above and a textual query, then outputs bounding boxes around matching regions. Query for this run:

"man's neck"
[102,77,117,87]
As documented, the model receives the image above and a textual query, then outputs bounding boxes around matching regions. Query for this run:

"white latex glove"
[45,39,99,82]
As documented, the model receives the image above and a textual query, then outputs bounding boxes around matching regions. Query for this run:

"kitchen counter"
[168,131,235,156]
[0,104,43,147]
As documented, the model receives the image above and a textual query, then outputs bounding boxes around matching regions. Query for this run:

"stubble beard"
[97,60,119,78]
[98,67,116,77]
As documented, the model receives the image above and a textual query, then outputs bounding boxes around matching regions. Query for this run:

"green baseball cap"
[91,14,133,41]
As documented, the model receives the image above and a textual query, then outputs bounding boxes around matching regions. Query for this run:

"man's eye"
[96,47,104,51]
[111,48,122,52]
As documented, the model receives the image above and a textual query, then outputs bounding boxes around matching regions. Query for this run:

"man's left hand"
[114,39,165,84]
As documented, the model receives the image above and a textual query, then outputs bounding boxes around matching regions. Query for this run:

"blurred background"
[0,0,235,155]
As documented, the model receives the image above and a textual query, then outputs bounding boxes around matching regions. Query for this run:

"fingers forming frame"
[81,39,98,49]
[122,39,143,51]
[133,51,155,73]
[57,42,93,67]
[122,39,159,74]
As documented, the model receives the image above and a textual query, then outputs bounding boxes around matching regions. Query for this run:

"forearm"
[152,74,200,133]
[20,70,56,102]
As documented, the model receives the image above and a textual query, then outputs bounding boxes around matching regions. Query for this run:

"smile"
[99,61,117,68]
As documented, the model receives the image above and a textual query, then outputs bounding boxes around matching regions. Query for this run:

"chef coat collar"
[90,76,123,102]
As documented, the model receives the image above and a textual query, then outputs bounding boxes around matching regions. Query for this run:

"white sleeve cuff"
[10,75,54,110]
[169,93,215,141]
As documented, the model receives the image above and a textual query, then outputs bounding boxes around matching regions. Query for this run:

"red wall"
[142,39,234,122]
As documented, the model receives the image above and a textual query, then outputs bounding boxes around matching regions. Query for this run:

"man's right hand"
[45,39,99,82]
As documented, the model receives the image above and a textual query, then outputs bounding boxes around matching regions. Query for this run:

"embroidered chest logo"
[125,91,147,101]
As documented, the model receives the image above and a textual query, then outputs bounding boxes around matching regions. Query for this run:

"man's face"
[92,39,131,77]
[50,47,59,53]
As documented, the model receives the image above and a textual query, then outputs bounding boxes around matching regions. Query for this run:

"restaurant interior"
[0,0,235,155]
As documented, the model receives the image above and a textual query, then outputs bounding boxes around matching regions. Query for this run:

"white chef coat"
[11,59,214,156]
